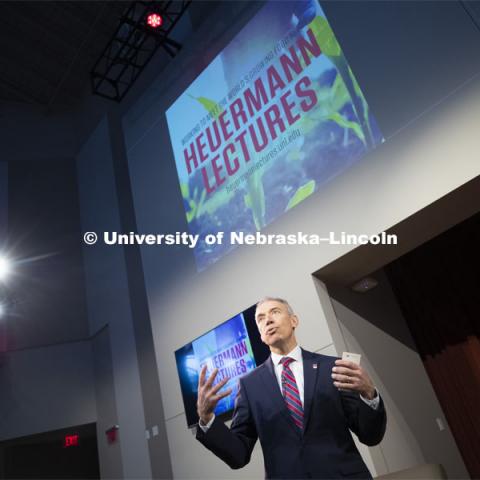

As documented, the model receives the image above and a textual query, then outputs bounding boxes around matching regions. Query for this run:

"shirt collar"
[271,344,303,366]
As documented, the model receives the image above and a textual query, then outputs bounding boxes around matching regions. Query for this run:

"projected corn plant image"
[166,0,384,270]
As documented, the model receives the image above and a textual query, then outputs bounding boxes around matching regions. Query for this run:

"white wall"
[327,270,469,478]
[121,1,480,478]
[130,78,480,472]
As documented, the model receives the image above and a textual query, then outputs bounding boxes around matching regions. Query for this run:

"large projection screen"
[166,0,384,271]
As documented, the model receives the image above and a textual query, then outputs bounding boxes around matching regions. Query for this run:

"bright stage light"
[146,13,162,29]
[0,257,11,281]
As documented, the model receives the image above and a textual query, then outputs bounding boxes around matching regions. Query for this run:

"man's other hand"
[331,360,376,399]
[197,365,232,425]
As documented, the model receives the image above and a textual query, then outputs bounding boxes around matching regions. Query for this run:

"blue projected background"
[193,314,256,415]
[175,305,269,427]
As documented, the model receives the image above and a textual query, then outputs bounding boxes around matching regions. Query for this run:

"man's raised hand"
[197,365,232,425]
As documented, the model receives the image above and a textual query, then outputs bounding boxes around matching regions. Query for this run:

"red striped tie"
[280,357,303,429]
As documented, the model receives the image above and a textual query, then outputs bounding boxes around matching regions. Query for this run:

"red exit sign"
[64,434,79,448]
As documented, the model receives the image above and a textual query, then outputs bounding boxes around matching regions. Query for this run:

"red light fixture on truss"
[91,1,191,102]
[146,12,163,29]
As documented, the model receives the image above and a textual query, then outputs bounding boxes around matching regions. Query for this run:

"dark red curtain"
[386,212,480,479]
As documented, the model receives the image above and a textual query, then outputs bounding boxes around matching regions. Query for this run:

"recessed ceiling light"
[351,277,378,293]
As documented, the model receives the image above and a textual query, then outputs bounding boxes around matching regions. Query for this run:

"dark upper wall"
[6,159,88,350]
[321,0,480,137]
[0,102,77,162]
[0,94,88,353]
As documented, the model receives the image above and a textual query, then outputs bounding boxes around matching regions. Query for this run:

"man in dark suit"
[196,297,386,479]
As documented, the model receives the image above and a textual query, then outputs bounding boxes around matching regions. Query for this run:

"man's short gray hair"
[255,297,294,315]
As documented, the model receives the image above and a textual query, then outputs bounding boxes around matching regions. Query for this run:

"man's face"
[255,300,298,349]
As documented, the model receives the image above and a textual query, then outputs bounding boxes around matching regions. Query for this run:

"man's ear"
[291,314,299,329]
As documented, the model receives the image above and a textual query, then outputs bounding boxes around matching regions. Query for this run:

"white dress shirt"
[199,345,379,431]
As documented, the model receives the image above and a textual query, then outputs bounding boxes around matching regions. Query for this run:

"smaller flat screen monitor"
[175,305,270,428]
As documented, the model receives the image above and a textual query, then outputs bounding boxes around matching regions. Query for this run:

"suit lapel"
[260,357,302,437]
[302,349,319,431]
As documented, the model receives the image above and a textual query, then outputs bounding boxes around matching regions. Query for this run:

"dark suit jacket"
[196,350,386,479]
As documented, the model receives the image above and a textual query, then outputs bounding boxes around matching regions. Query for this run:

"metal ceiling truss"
[90,1,191,102]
